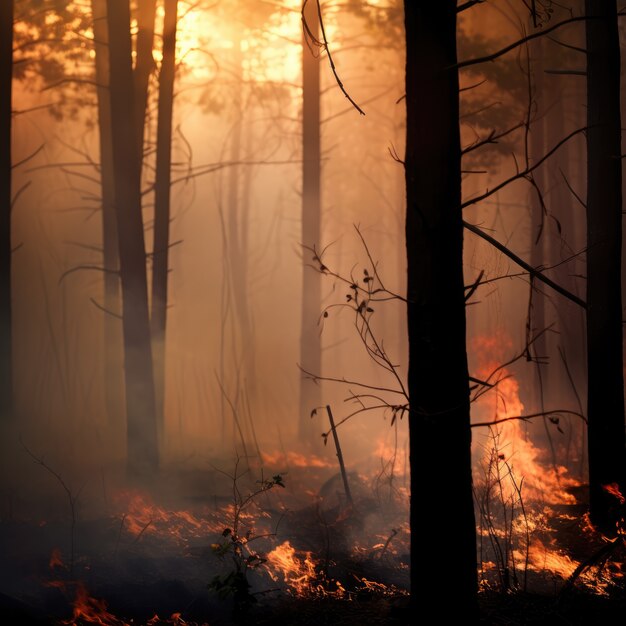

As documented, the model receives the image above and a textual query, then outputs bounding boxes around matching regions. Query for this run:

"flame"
[472,334,579,505]
[266,541,319,595]
[58,583,206,626]
[60,582,128,626]
[113,490,223,544]
[49,547,65,570]
[261,450,334,469]
[602,483,625,505]
[525,539,579,580]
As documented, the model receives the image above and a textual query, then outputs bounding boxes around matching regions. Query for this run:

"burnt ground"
[1,469,625,625]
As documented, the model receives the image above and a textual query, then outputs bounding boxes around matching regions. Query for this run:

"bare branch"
[472,409,587,428]
[302,0,365,116]
[456,15,592,70]
[463,220,585,308]
[58,265,119,285]
[462,126,587,210]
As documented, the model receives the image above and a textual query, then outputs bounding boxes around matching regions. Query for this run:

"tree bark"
[92,0,124,427]
[133,0,157,159]
[585,0,626,528]
[299,0,322,442]
[106,0,159,476]
[151,0,178,443]
[0,0,13,421]
[529,34,549,415]
[404,2,477,612]
[225,36,257,431]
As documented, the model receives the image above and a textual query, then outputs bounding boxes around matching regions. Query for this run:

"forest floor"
[0,465,625,625]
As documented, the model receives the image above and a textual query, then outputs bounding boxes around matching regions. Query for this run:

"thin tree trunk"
[0,0,12,421]
[226,36,257,416]
[151,0,178,443]
[404,3,477,612]
[299,0,322,443]
[529,35,548,415]
[585,0,626,529]
[92,0,124,427]
[133,0,157,158]
[106,0,158,476]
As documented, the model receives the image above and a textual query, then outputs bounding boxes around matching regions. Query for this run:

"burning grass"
[2,421,626,624]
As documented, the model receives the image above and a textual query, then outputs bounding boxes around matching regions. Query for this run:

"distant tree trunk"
[133,0,157,158]
[299,0,322,443]
[0,0,13,420]
[404,3,477,612]
[92,0,124,426]
[529,35,548,415]
[585,0,626,528]
[226,36,257,420]
[151,0,177,443]
[106,0,159,476]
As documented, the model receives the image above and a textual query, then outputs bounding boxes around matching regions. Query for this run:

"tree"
[134,0,157,158]
[299,0,322,442]
[106,0,159,476]
[92,0,124,426]
[584,0,626,529]
[151,0,178,439]
[404,2,477,611]
[0,0,13,420]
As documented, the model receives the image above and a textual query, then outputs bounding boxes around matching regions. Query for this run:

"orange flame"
[113,490,223,544]
[261,450,334,469]
[60,582,128,626]
[602,483,625,505]
[266,541,318,595]
[472,334,579,504]
[49,547,65,570]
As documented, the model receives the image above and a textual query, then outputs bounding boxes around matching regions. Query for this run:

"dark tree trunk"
[106,0,159,476]
[404,3,477,611]
[528,34,549,419]
[92,0,124,426]
[133,0,157,158]
[0,0,13,421]
[299,0,322,442]
[585,0,626,528]
[151,0,178,442]
[0,0,12,420]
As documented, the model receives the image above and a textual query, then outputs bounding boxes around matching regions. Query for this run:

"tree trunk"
[133,0,157,159]
[529,35,549,415]
[404,3,477,612]
[92,0,124,427]
[585,0,626,528]
[299,0,322,442]
[226,36,257,427]
[0,0,13,421]
[106,0,159,476]
[151,0,178,444]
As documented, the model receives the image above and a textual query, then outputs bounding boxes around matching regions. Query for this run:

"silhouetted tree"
[0,0,13,420]
[300,0,322,442]
[585,0,626,529]
[92,0,124,426]
[134,0,157,158]
[404,2,477,612]
[106,0,159,476]
[151,0,178,439]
